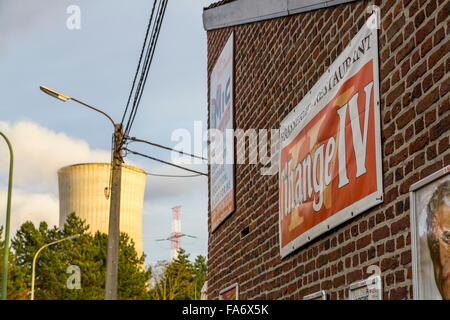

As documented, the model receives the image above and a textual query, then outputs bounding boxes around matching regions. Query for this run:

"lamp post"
[40,85,123,300]
[0,132,13,300]
[30,234,80,300]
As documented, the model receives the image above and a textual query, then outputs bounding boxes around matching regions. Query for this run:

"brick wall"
[206,0,449,300]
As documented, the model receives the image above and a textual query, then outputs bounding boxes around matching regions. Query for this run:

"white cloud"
[0,120,110,192]
[0,120,208,254]
[0,188,59,238]
[0,120,111,236]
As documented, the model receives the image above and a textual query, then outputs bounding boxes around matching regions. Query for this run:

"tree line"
[0,213,207,300]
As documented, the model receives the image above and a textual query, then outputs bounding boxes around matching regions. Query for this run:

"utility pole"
[40,86,124,300]
[105,123,123,300]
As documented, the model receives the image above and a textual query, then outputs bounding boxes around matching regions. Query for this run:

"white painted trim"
[278,14,383,258]
[203,0,359,31]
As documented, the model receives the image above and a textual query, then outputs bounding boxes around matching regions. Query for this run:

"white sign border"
[349,275,383,300]
[218,282,239,300]
[209,32,236,233]
[279,14,383,258]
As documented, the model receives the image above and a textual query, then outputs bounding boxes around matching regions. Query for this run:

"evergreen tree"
[193,255,207,300]
[150,248,207,300]
[9,213,150,300]
[0,226,28,299]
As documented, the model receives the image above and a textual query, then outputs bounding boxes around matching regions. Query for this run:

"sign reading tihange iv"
[210,33,235,232]
[279,15,383,257]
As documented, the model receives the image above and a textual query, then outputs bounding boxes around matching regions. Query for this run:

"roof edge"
[203,0,359,31]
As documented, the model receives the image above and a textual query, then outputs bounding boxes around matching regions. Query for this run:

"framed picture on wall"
[410,165,450,300]
[219,283,239,300]
[349,275,382,300]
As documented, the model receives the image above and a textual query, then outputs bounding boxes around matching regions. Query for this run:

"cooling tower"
[58,163,146,256]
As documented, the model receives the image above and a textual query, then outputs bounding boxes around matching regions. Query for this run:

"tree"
[149,248,207,300]
[193,255,207,300]
[0,226,29,299]
[9,213,150,300]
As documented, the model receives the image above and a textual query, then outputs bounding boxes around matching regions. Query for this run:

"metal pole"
[0,132,13,300]
[104,124,123,300]
[38,87,123,299]
[30,235,79,300]
[70,98,115,127]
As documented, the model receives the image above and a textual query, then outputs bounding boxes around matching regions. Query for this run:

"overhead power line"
[125,0,168,137]
[120,0,168,146]
[124,148,208,176]
[146,172,203,178]
[118,1,207,180]
[127,136,207,161]
[120,0,158,126]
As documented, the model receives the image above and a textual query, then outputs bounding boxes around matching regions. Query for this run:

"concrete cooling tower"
[58,163,146,256]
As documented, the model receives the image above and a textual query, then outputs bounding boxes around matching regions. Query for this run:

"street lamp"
[30,234,80,300]
[0,132,13,300]
[40,85,123,300]
[39,86,115,126]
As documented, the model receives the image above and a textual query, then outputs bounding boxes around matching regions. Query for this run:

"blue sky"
[0,0,216,266]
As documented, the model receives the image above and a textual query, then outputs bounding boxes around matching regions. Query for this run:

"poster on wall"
[349,275,383,300]
[279,14,383,257]
[410,165,450,300]
[209,32,235,232]
[219,283,239,300]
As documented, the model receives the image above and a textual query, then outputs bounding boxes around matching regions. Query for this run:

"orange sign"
[279,20,382,257]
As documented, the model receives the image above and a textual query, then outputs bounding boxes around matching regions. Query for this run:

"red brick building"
[204,0,449,300]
